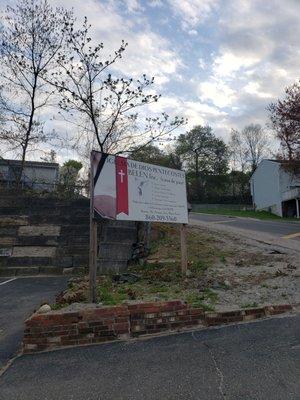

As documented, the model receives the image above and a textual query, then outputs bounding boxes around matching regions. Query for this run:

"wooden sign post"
[180,223,188,275]
[89,155,98,303]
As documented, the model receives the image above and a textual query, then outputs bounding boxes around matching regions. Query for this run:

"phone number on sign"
[144,214,177,222]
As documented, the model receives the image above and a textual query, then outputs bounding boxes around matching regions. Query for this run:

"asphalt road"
[0,277,68,371]
[190,213,300,241]
[0,314,299,400]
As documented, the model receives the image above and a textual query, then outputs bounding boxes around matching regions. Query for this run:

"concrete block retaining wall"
[0,195,137,275]
[23,301,294,353]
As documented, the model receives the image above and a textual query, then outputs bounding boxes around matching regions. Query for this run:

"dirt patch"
[53,223,299,312]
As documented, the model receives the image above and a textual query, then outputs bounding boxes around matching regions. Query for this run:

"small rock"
[37,304,51,314]
[185,269,192,277]
[224,280,232,289]
[286,264,296,270]
[235,259,246,267]
[268,249,284,255]
[113,273,140,284]
[63,267,75,275]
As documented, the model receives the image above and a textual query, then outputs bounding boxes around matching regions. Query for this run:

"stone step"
[0,266,61,276]
[0,216,29,227]
[62,236,89,245]
[56,254,89,268]
[5,256,54,267]
[11,246,56,257]
[0,227,18,237]
[0,207,60,216]
[60,245,89,256]
[0,236,16,246]
[18,225,61,236]
[60,225,90,236]
[0,197,88,210]
[16,236,59,246]
[28,215,90,225]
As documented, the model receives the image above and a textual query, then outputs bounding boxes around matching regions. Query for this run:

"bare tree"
[229,124,270,172]
[50,17,185,156]
[0,0,72,185]
[229,129,249,172]
[268,80,300,161]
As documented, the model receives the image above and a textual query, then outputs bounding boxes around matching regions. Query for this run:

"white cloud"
[148,0,163,7]
[212,51,259,78]
[198,80,236,108]
[167,0,218,31]
[244,82,273,99]
[50,0,182,85]
[122,0,144,13]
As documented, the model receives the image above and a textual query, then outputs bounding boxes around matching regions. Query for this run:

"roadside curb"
[23,301,296,354]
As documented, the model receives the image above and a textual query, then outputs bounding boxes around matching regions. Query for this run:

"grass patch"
[54,224,229,309]
[194,209,298,221]
[185,292,215,311]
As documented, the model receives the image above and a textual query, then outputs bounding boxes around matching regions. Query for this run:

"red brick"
[189,308,204,316]
[190,315,204,322]
[115,317,129,323]
[169,322,185,329]
[94,330,115,337]
[220,310,243,317]
[271,304,292,311]
[93,325,111,332]
[245,308,265,315]
[226,316,244,323]
[78,339,92,345]
[61,339,78,346]
[145,328,163,334]
[78,322,89,329]
[130,313,145,320]
[78,327,93,334]
[23,337,47,344]
[113,322,129,332]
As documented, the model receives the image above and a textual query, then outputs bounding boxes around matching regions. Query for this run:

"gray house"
[250,159,300,218]
[0,159,59,191]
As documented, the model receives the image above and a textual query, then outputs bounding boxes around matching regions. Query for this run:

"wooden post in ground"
[180,223,188,275]
[89,155,98,303]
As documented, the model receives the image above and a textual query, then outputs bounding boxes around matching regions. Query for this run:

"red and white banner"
[91,151,188,224]
[115,156,129,216]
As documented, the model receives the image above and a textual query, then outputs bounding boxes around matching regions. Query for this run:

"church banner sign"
[91,151,188,224]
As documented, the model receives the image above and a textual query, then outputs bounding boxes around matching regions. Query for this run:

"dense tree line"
[131,125,251,204]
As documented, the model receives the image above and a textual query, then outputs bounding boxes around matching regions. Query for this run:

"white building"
[250,159,300,218]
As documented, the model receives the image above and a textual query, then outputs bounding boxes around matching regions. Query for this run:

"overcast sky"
[55,0,300,138]
[2,0,300,160]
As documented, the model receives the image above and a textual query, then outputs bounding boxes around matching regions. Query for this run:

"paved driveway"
[0,314,299,400]
[0,277,68,371]
[190,213,300,241]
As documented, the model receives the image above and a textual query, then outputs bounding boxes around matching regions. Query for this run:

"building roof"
[0,159,59,168]
[250,158,300,180]
[266,159,300,165]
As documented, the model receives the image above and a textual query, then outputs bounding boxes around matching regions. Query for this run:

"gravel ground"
[195,225,300,311]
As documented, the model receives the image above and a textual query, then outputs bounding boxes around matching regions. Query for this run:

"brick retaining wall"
[23,301,294,353]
